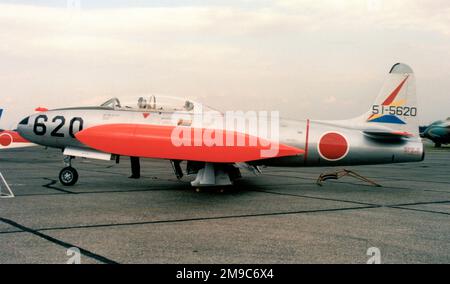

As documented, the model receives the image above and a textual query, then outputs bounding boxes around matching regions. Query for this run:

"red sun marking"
[142,113,150,119]
[0,133,13,147]
[318,132,349,161]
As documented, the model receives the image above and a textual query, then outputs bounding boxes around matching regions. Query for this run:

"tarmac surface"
[0,145,449,264]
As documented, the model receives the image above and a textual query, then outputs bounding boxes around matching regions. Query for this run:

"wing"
[0,107,44,150]
[0,130,35,149]
[75,124,304,163]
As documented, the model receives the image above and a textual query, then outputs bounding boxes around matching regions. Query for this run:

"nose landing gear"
[59,156,79,186]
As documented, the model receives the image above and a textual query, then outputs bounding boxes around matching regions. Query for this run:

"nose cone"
[17,115,31,139]
[17,115,30,129]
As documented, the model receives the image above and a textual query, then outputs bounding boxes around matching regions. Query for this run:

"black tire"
[59,167,78,186]
[435,143,442,148]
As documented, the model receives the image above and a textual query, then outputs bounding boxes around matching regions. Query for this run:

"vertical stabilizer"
[357,63,419,136]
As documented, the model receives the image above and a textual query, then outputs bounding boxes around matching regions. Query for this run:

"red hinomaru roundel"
[317,132,349,161]
[0,133,13,147]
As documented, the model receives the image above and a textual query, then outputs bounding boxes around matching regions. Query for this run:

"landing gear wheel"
[59,167,78,186]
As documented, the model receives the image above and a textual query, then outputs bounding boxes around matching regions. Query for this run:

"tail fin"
[358,63,419,136]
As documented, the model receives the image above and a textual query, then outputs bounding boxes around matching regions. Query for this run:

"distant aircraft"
[16,63,424,187]
[420,118,450,147]
[0,108,33,149]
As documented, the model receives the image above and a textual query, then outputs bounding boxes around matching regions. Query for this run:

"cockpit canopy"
[428,118,450,128]
[100,95,217,113]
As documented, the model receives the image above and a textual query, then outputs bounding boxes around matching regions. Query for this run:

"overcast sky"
[0,0,449,129]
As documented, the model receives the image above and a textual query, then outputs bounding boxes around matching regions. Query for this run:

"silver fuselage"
[17,107,424,167]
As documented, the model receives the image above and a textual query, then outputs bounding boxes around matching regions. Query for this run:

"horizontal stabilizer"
[363,129,413,140]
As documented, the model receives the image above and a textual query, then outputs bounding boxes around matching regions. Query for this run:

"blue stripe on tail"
[369,115,406,125]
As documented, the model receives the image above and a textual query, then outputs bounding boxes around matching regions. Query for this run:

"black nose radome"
[19,116,29,125]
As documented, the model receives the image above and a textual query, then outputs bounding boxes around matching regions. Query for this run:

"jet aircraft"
[0,108,33,149]
[420,118,450,147]
[16,63,424,187]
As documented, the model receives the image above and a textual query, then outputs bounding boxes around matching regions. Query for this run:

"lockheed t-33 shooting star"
[16,63,424,187]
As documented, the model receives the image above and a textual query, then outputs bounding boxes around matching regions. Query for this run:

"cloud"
[323,96,337,104]
[274,0,450,35]
[1,1,449,59]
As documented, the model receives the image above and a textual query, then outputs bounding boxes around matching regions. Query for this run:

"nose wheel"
[59,166,78,186]
[59,155,79,186]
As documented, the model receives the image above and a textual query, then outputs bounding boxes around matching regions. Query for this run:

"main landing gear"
[59,156,79,186]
